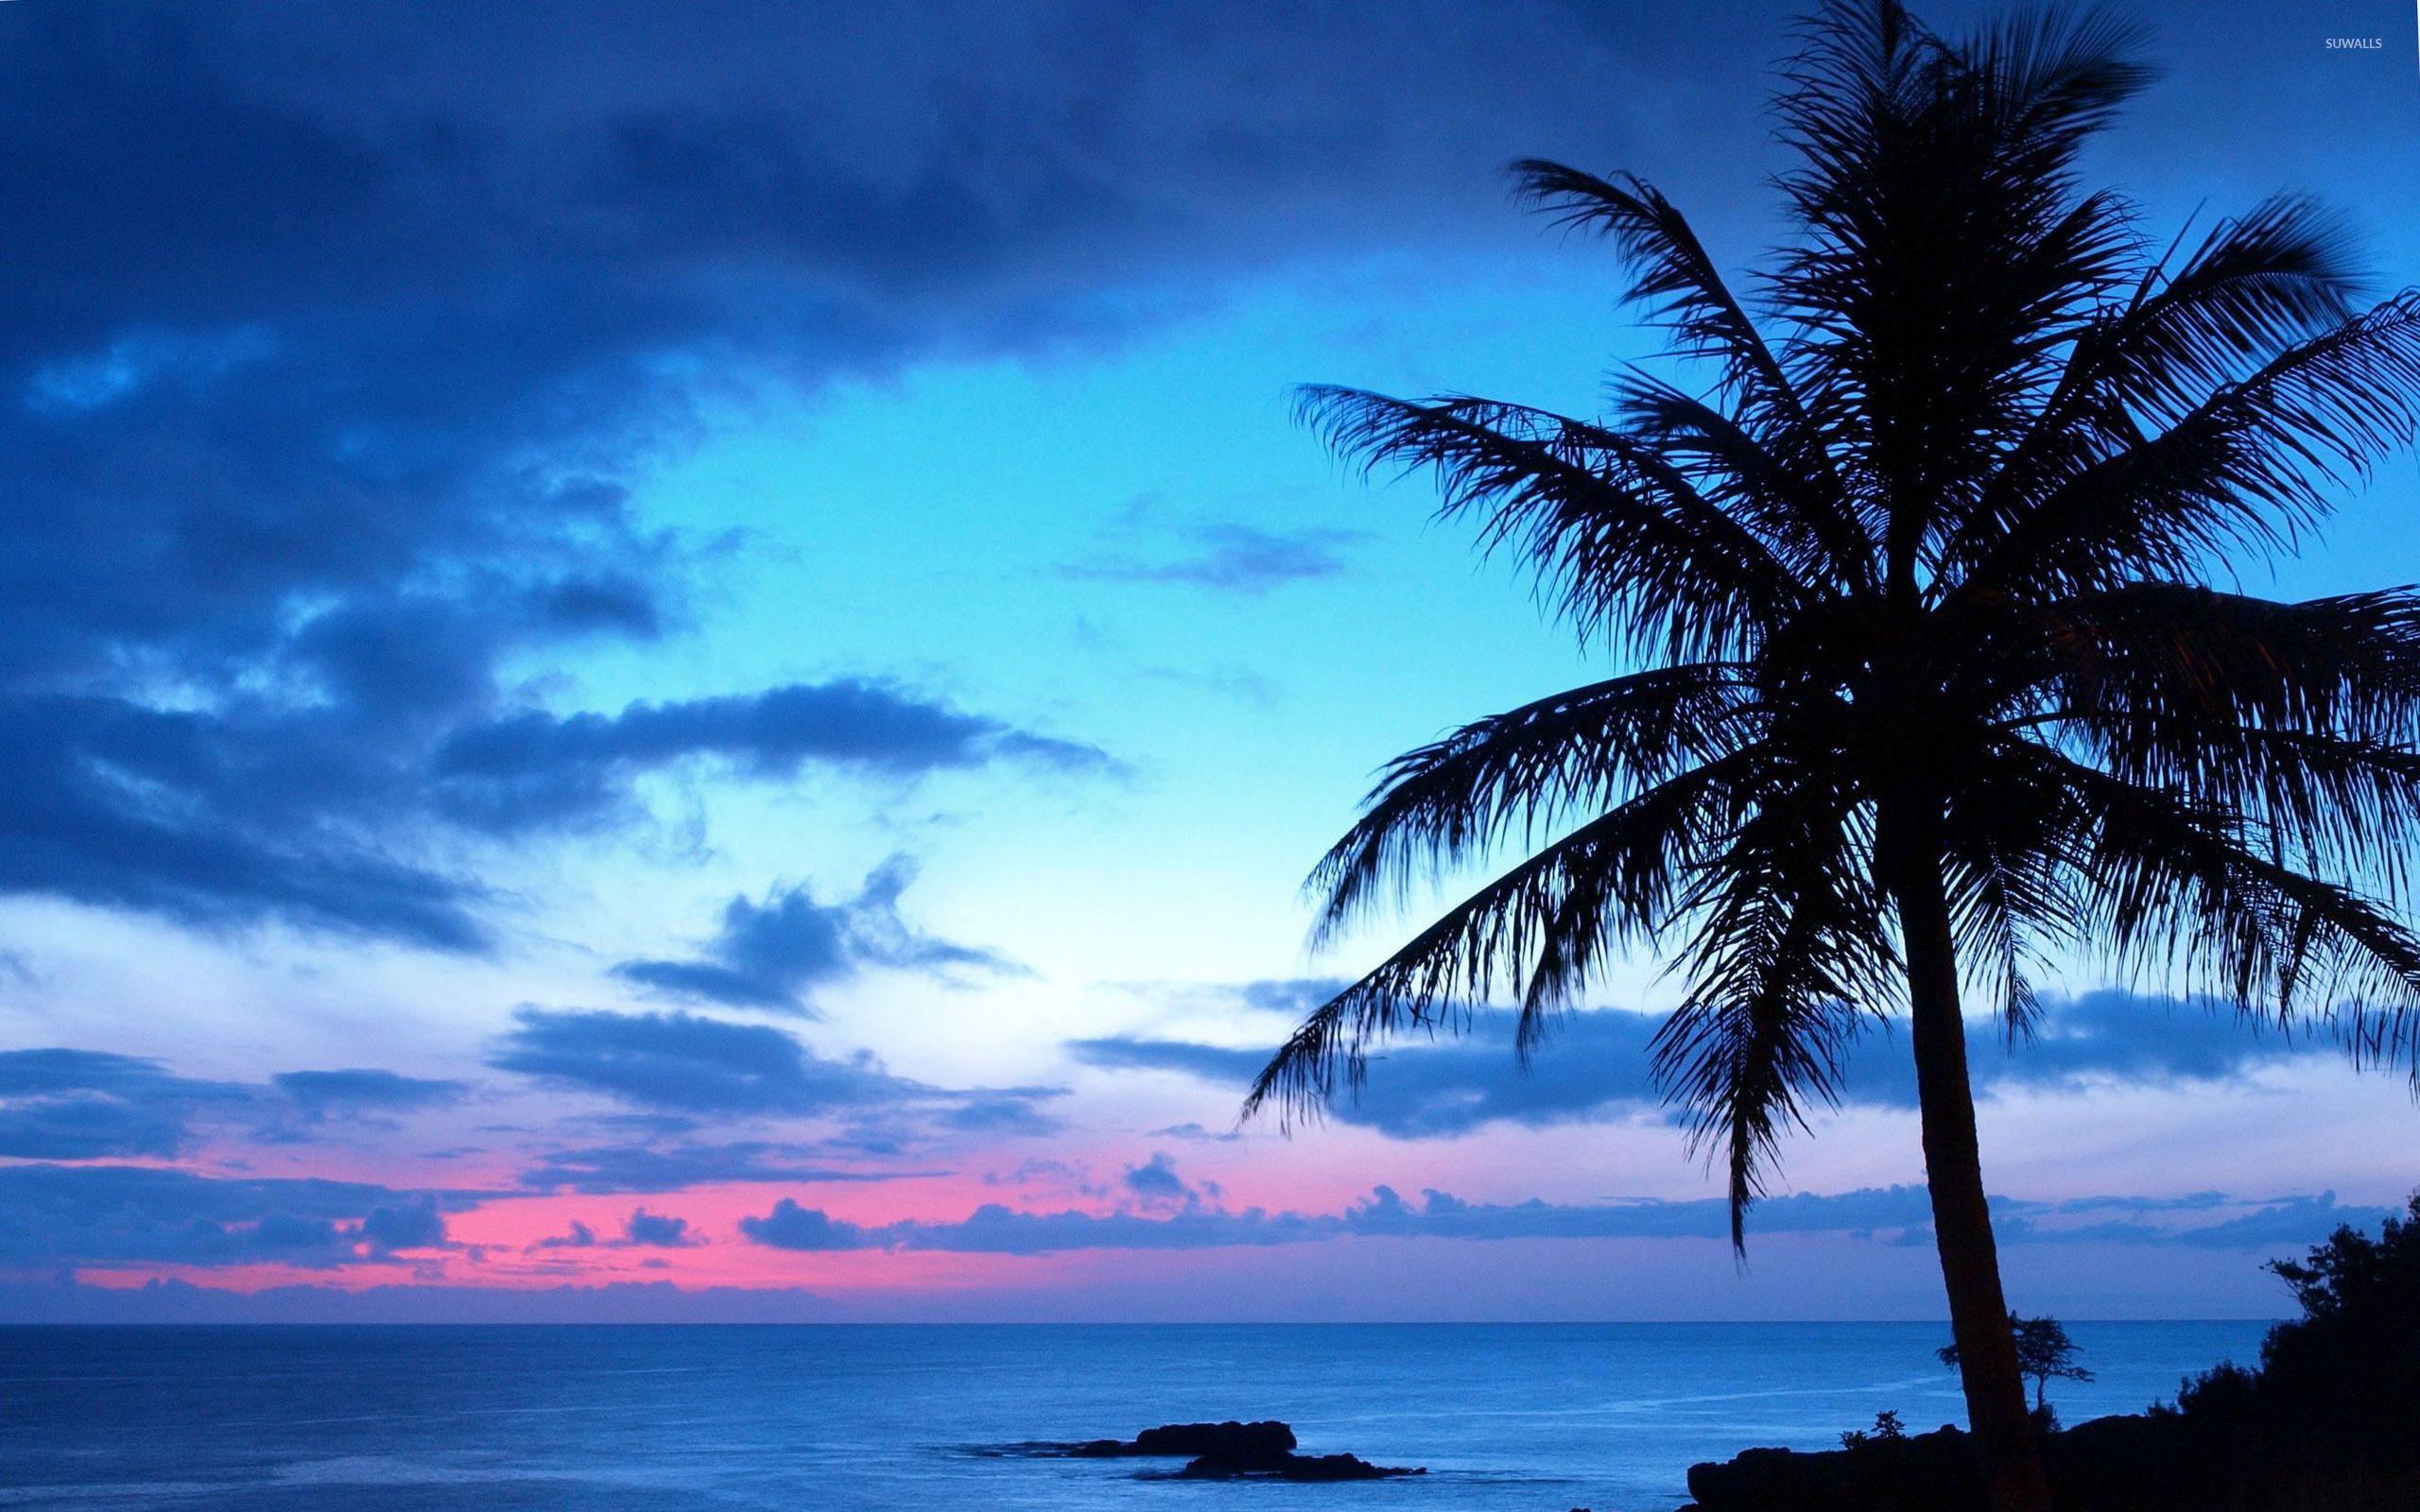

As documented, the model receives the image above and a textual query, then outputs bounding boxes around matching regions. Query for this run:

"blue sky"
[2,0,2418,1321]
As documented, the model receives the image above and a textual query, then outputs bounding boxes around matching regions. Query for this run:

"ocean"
[0,1321,2268,1511]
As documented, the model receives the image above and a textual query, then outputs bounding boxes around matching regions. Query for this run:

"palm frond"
[1611,373,1873,591]
[2042,751,2420,1069]
[1957,295,2420,601]
[1942,778,2077,1040]
[1651,775,1891,1249]
[1296,386,1809,658]
[2104,196,2366,419]
[1947,196,2370,576]
[1248,750,1762,1129]
[1308,662,1753,942]
[1769,2,2152,588]
[2031,582,2420,739]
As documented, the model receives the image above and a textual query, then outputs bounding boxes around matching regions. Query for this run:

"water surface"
[0,1321,2269,1511]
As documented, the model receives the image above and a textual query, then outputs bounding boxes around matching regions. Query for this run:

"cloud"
[0,1047,230,1100]
[271,1069,467,1114]
[1,665,1096,955]
[735,1183,2398,1257]
[1069,1037,1268,1083]
[0,1097,192,1161]
[1150,1121,1241,1143]
[516,1139,944,1194]
[1063,524,1369,593]
[1120,1152,1189,1201]
[1069,1011,1665,1138]
[1232,979,1355,1014]
[0,0,1702,954]
[489,1007,925,1116]
[489,1007,1067,1148]
[739,1198,872,1252]
[436,682,1105,837]
[614,855,1018,1013]
[0,1163,468,1270]
[1944,992,2317,1100]
[1074,992,2342,1139]
[528,1208,702,1250]
[1996,1193,2402,1250]
[0,1047,489,1156]
[356,1196,450,1255]
[623,1209,700,1247]
[927,1089,1070,1137]
[0,1048,250,1160]
[532,1220,598,1250]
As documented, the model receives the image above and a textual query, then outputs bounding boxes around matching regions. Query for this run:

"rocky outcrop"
[1683,1424,1981,1512]
[1174,1449,1424,1482]
[1057,1419,1423,1481]
[1065,1419,1296,1461]
[1678,1409,2418,1512]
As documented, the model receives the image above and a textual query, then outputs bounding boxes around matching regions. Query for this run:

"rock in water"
[1175,1450,1425,1482]
[1054,1418,1423,1480]
[1063,1419,1296,1460]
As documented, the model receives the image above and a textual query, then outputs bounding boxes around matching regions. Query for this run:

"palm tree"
[1244,5,2420,1509]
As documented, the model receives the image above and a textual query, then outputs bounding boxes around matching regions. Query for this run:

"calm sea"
[0,1322,2266,1511]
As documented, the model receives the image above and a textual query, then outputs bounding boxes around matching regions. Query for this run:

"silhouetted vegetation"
[1941,1314,2093,1414]
[1841,1409,1908,1450]
[2147,1194,2420,1508]
[1251,1,2420,1506]
[1686,1197,2420,1511]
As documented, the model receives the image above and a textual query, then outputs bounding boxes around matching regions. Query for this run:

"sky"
[2,0,2418,1324]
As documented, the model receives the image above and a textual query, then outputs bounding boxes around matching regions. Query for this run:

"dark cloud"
[1938,992,2315,1101]
[736,1183,2397,1257]
[0,1048,484,1157]
[1233,979,1356,1014]
[1997,1193,2403,1250]
[1150,1121,1241,1143]
[490,1007,1066,1147]
[437,683,1105,837]
[532,1220,598,1250]
[489,1007,925,1116]
[928,1088,1069,1137]
[271,1069,467,1114]
[0,1048,247,1160]
[1069,1012,1665,1138]
[356,1196,450,1254]
[0,0,1723,953]
[1120,1152,1189,1201]
[4,0,2404,955]
[739,1198,872,1252]
[0,675,1097,954]
[1063,524,1370,593]
[1069,1037,1268,1083]
[0,1047,233,1100]
[1075,992,2339,1139]
[527,1207,702,1249]
[0,1097,191,1162]
[516,1138,944,1194]
[623,1209,700,1247]
[614,855,1020,1013]
[0,1163,468,1269]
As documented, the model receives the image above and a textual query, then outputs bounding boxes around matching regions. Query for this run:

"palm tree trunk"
[1887,809,2054,1512]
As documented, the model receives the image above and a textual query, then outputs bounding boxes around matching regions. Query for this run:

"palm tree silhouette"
[1246,4,2420,1508]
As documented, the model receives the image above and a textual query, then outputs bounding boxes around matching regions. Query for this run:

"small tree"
[1942,1313,2094,1414]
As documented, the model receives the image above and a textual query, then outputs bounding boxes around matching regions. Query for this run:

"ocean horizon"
[1,1319,2272,1510]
